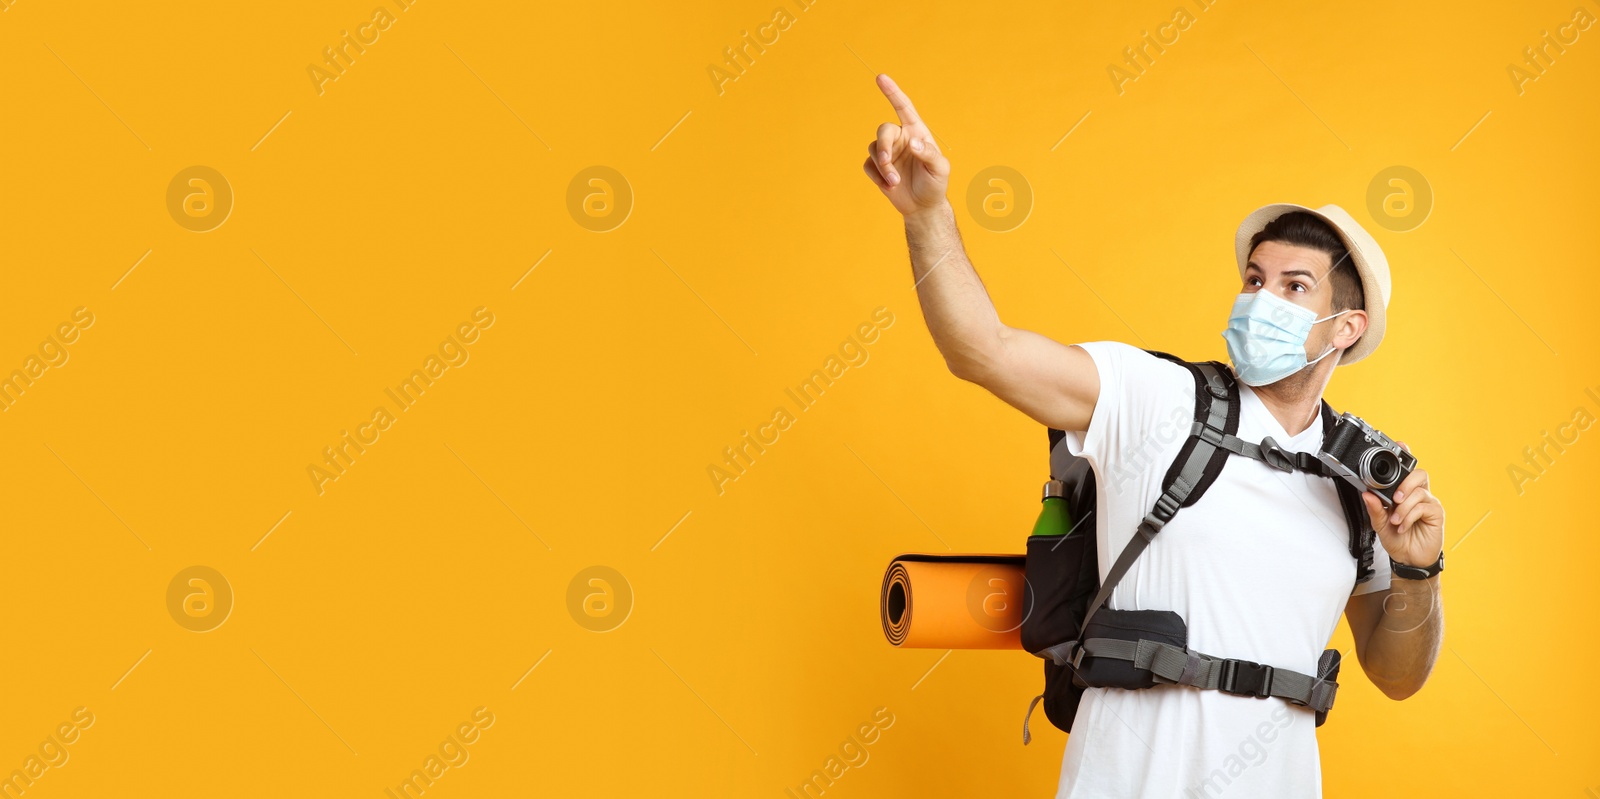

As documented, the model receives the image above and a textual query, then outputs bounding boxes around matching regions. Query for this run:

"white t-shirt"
[1053,341,1391,799]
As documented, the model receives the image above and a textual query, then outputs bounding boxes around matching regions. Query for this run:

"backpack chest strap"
[1189,421,1333,478]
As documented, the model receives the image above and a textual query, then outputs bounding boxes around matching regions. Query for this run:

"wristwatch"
[1390,551,1444,580]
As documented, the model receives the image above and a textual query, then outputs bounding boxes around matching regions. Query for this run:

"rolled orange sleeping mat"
[880,553,1028,650]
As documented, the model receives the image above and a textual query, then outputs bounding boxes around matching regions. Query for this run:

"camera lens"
[1361,448,1401,489]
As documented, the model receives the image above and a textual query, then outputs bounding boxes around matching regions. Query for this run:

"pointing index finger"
[877,74,922,126]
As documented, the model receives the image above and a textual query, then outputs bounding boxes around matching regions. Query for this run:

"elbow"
[945,355,988,384]
[946,348,1006,388]
[942,328,1007,385]
[1368,659,1437,701]
[1377,679,1425,701]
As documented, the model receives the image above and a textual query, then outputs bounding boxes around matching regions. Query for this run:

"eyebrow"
[1245,262,1320,282]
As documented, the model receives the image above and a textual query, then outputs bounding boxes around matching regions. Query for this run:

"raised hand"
[862,74,951,216]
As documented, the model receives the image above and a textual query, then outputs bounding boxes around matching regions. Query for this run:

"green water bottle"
[1030,479,1076,537]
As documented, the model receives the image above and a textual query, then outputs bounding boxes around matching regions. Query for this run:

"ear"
[1333,308,1368,351]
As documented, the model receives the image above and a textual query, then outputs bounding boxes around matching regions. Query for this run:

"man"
[861,74,1444,797]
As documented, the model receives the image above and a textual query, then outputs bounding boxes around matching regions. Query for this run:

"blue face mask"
[1221,290,1349,386]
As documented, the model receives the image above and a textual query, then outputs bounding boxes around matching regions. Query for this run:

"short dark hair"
[1249,211,1365,314]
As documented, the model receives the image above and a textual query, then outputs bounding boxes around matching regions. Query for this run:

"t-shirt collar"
[1237,383,1324,445]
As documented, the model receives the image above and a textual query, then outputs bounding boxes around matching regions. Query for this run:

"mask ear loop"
[1306,308,1352,365]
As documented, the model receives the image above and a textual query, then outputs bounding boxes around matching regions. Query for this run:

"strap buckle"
[1152,491,1181,521]
[1035,641,1084,669]
[1256,436,1296,473]
[1218,659,1273,698]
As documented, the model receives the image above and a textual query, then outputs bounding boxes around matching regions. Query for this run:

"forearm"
[1361,576,1444,699]
[866,76,1095,430]
[903,203,1004,378]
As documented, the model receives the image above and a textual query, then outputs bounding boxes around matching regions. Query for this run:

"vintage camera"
[1317,412,1417,507]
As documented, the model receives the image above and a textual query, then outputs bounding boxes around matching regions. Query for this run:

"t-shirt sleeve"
[1057,341,1193,485]
[1350,542,1393,595]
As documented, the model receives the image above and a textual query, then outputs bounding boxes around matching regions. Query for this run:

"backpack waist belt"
[1038,638,1340,713]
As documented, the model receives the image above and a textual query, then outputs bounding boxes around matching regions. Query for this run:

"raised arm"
[862,74,1098,432]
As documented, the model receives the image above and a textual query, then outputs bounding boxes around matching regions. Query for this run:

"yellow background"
[1,0,1596,796]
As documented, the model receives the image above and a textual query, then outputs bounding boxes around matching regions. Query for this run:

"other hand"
[862,74,951,216]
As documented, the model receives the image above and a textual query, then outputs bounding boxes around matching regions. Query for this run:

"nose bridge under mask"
[1238,289,1346,333]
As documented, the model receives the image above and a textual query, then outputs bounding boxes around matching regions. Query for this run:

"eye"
[1289,281,1308,292]
[1245,276,1262,288]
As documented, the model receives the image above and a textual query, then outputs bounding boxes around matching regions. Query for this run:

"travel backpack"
[1018,351,1376,744]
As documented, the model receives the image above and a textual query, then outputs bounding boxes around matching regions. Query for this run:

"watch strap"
[1390,550,1444,580]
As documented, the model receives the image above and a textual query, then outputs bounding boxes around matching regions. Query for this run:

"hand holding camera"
[1318,412,1444,571]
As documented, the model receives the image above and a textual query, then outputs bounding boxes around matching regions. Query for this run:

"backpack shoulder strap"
[1320,399,1378,586]
[1035,354,1239,665]
[1149,352,1240,508]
